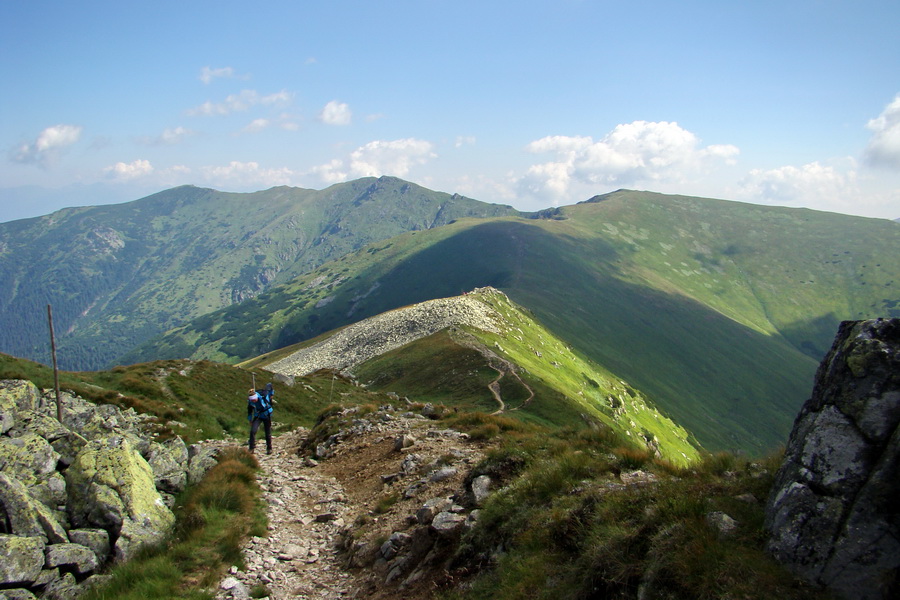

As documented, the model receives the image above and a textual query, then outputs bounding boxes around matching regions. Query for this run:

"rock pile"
[267,287,505,376]
[0,379,218,599]
[765,318,900,600]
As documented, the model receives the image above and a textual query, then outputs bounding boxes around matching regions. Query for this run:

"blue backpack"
[252,383,274,418]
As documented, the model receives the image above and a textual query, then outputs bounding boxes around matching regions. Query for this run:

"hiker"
[247,383,274,454]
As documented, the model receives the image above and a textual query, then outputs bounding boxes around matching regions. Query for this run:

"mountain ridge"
[0,177,520,370]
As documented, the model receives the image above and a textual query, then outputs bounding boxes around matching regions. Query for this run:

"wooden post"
[47,304,62,422]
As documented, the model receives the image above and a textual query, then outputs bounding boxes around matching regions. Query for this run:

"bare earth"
[215,412,491,600]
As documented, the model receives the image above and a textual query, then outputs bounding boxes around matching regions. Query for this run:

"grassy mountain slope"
[352,289,701,466]
[0,177,519,370]
[128,191,898,454]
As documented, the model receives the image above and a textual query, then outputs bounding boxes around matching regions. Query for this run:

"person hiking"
[247,383,274,455]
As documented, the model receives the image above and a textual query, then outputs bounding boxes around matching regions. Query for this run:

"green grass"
[82,448,266,600]
[0,352,391,443]
[444,434,826,600]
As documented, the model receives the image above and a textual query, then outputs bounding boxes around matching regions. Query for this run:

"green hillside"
[347,289,701,466]
[128,190,899,454]
[0,177,519,370]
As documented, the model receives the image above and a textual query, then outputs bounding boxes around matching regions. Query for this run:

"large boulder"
[65,436,175,561]
[147,436,189,494]
[0,380,41,435]
[765,318,900,600]
[0,534,45,587]
[0,473,67,543]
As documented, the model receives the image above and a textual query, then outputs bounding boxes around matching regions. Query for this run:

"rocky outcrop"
[765,318,900,600]
[267,287,505,376]
[0,379,216,599]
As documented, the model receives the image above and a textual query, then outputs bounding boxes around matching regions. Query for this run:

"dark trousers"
[249,417,272,453]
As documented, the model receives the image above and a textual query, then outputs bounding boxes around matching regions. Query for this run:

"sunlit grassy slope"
[128,190,900,453]
[349,289,701,466]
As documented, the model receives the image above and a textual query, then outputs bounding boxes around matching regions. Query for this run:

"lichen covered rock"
[66,436,175,561]
[0,535,45,587]
[765,318,900,600]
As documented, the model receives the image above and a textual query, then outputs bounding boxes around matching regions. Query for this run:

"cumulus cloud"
[864,93,900,169]
[738,161,858,209]
[309,159,348,184]
[11,124,83,166]
[104,159,154,180]
[319,100,352,126]
[455,136,477,148]
[349,138,436,177]
[309,138,436,184]
[199,66,235,84]
[518,121,739,202]
[201,160,296,187]
[187,90,292,116]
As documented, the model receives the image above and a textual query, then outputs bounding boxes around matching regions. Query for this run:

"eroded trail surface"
[216,427,356,599]
[216,409,491,600]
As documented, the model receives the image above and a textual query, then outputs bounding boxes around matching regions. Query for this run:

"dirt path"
[215,410,491,600]
[215,428,359,599]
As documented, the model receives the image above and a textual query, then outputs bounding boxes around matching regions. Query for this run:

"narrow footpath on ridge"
[215,407,492,600]
[216,427,357,599]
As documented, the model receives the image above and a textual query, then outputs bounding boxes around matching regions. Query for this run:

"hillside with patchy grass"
[128,190,899,454]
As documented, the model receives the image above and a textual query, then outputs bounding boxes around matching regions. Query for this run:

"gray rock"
[0,472,67,542]
[416,497,453,525]
[0,535,45,586]
[0,380,41,435]
[67,528,111,564]
[65,436,175,562]
[705,511,738,537]
[187,444,219,485]
[765,319,900,600]
[430,511,467,536]
[147,438,188,494]
[471,475,492,506]
[429,466,457,482]
[45,542,99,576]
[394,434,417,451]
[40,572,78,600]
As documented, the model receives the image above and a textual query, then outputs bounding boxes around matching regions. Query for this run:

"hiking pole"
[252,372,257,392]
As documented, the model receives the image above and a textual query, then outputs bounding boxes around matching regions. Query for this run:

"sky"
[2,0,899,223]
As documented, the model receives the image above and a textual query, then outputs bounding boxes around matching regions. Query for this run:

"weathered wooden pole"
[47,304,62,422]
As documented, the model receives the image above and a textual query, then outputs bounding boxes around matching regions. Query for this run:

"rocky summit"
[0,379,220,599]
[765,318,900,600]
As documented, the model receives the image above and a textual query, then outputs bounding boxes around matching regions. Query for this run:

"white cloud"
[187,90,292,116]
[738,160,860,212]
[319,100,352,126]
[199,66,235,84]
[11,124,83,166]
[518,121,739,203]
[140,126,193,146]
[309,138,437,185]
[200,160,296,187]
[864,93,900,169]
[242,119,270,133]
[348,138,436,177]
[455,136,477,148]
[104,159,154,180]
[309,159,349,184]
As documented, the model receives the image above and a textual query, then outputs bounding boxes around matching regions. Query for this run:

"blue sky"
[2,0,899,222]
